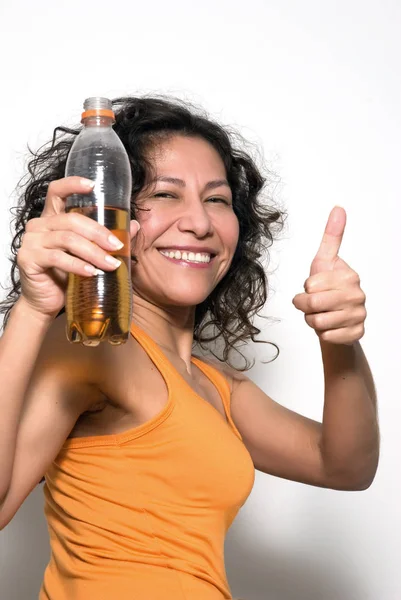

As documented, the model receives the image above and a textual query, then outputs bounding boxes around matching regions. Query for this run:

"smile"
[158,249,212,264]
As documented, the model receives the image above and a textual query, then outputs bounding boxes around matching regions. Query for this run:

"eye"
[206,196,231,205]
[153,192,175,198]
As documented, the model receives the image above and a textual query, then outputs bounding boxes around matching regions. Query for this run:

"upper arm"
[223,368,330,489]
[0,315,100,529]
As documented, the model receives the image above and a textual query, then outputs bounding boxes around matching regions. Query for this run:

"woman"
[0,96,379,600]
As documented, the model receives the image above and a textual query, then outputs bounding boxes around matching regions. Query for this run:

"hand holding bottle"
[16,176,138,322]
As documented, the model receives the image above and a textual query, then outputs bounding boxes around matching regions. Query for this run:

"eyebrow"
[153,176,230,191]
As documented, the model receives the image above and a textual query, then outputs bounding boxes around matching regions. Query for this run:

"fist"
[292,207,367,345]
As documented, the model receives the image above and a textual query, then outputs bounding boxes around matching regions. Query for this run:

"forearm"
[319,340,379,489]
[0,297,53,501]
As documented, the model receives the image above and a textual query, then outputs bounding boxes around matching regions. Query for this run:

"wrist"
[12,297,55,329]
[319,339,359,376]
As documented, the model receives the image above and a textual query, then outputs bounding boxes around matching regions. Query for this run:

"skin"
[0,135,378,532]
[121,135,378,491]
[127,135,239,371]
[126,137,366,366]
[292,205,367,345]
[225,204,377,490]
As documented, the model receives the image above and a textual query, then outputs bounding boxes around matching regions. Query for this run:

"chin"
[162,289,212,308]
[134,281,215,308]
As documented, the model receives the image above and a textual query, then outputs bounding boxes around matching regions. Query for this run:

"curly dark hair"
[0,95,287,369]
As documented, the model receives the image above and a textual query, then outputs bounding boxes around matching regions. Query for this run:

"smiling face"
[130,135,239,310]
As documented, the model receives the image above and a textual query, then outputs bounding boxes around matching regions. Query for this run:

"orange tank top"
[40,322,255,600]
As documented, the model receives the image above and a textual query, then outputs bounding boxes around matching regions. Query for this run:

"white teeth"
[159,249,211,264]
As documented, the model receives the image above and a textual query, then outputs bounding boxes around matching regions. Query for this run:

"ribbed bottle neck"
[81,116,114,128]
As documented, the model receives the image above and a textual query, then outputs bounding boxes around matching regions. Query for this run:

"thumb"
[130,220,141,238]
[310,206,346,274]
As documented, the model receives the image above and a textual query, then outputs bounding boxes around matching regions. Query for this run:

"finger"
[319,324,365,345]
[313,206,347,268]
[41,177,95,217]
[34,246,110,278]
[26,211,126,253]
[304,263,356,293]
[292,290,346,313]
[41,230,123,272]
[304,308,364,331]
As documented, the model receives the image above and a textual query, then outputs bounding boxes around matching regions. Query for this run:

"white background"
[0,1,400,598]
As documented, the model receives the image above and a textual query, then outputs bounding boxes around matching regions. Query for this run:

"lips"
[157,248,217,269]
[157,246,217,256]
[159,249,211,263]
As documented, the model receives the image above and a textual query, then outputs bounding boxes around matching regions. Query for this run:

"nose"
[176,197,213,238]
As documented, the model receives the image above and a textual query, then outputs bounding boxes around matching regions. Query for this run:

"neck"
[131,293,197,372]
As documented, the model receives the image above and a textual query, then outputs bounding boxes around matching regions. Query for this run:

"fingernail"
[105,255,122,268]
[80,178,95,188]
[84,264,97,275]
[108,235,124,249]
[85,266,105,275]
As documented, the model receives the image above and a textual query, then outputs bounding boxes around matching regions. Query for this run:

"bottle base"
[66,319,129,346]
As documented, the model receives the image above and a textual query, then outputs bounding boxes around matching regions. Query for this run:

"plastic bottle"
[65,97,133,347]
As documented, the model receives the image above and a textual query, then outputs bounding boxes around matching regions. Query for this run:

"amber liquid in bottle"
[65,205,132,347]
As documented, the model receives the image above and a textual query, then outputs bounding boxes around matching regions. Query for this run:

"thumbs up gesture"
[292,207,367,345]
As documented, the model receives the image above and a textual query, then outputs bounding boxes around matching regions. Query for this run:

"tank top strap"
[191,357,243,440]
[130,322,243,441]
[129,321,179,387]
